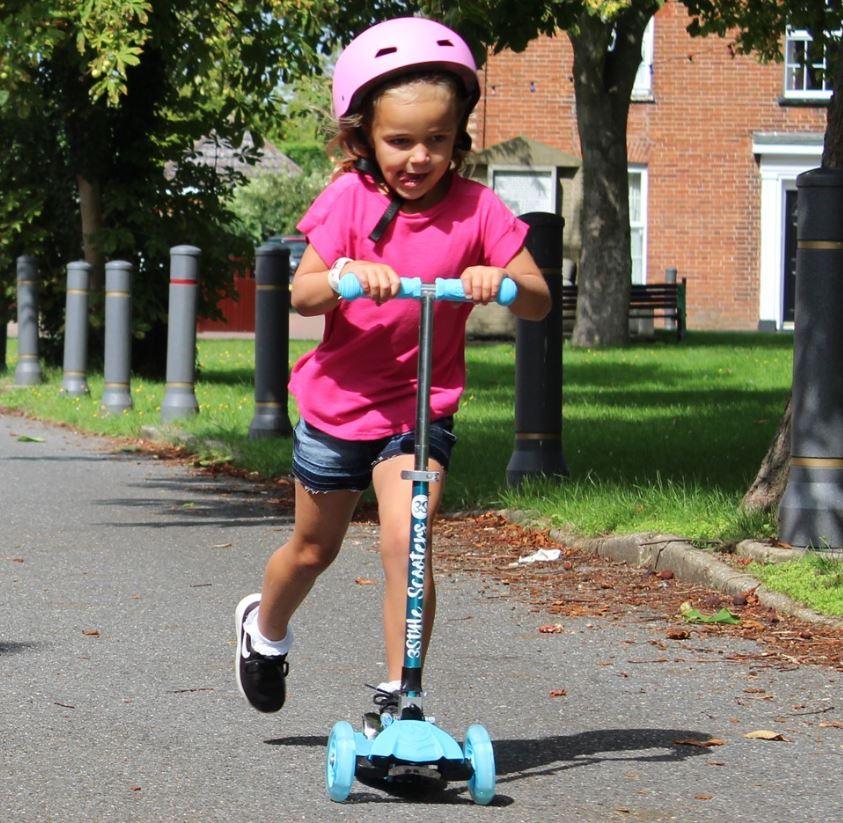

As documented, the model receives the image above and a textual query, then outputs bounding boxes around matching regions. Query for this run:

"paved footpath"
[1,413,841,823]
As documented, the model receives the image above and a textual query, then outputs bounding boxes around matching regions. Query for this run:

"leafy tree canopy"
[0,0,344,370]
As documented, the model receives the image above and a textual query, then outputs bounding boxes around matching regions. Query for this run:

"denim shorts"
[292,417,457,493]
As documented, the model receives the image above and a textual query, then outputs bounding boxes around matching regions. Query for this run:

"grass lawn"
[6,328,843,619]
[750,553,843,617]
[2,330,791,544]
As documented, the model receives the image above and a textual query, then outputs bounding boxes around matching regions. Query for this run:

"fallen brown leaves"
[674,738,725,748]
[432,512,843,671]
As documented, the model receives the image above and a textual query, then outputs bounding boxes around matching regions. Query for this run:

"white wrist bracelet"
[328,257,353,293]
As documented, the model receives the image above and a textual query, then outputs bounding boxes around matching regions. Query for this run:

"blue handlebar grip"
[434,279,467,301]
[434,277,518,306]
[338,273,422,300]
[398,278,422,298]
[337,273,365,300]
[497,277,518,306]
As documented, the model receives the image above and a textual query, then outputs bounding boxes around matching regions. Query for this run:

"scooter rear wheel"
[326,721,356,802]
[463,724,496,805]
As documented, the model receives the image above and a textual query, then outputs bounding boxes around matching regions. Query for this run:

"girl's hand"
[460,266,507,305]
[345,261,401,303]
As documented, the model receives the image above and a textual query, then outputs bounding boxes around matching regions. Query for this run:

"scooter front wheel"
[464,724,496,805]
[326,721,356,802]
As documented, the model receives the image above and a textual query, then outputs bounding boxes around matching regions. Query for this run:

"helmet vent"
[375,47,398,58]
[436,39,454,47]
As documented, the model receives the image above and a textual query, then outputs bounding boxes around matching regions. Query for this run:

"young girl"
[235,17,551,716]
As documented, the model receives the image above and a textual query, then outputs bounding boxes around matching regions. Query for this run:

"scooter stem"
[400,286,439,705]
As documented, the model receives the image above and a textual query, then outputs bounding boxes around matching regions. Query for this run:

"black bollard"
[778,167,843,549]
[101,260,134,414]
[506,212,569,487]
[161,245,200,423]
[249,242,292,438]
[61,261,91,396]
[14,255,42,386]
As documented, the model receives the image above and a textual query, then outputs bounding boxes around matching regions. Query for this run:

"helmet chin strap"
[354,157,404,243]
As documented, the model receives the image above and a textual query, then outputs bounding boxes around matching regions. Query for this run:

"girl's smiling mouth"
[399,172,429,188]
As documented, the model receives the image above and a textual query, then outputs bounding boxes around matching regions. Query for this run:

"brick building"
[469,1,829,331]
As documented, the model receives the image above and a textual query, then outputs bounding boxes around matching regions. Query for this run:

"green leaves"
[679,601,741,625]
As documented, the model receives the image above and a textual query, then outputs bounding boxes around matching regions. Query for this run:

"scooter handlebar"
[337,273,517,306]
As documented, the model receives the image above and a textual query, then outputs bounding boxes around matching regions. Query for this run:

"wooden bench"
[560,278,687,340]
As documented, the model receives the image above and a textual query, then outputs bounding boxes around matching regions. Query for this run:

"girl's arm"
[291,244,401,316]
[461,246,551,321]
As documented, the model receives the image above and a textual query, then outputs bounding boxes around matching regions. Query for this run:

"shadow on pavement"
[265,727,713,805]
[88,472,294,529]
[0,641,37,655]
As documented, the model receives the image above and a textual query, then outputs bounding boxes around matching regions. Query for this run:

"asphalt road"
[1,413,841,822]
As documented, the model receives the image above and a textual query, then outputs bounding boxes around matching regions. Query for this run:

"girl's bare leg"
[372,454,445,682]
[258,481,361,640]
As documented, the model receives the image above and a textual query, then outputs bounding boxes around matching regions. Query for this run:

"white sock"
[244,607,293,657]
[377,679,401,694]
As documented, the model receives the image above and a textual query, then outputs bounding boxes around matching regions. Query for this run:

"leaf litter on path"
[432,512,843,671]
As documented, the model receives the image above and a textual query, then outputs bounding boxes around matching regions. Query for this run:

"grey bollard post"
[664,267,678,332]
[0,301,8,373]
[779,167,843,549]
[61,261,91,396]
[506,212,569,487]
[161,245,200,422]
[101,260,134,413]
[249,242,292,438]
[14,255,42,386]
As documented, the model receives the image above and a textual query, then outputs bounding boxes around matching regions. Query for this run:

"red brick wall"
[475,1,827,329]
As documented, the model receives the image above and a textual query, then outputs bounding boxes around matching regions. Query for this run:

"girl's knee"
[270,538,340,576]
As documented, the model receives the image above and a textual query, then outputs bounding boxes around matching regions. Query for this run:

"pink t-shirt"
[289,172,528,439]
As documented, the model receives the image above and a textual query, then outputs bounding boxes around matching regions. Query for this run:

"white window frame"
[628,165,648,285]
[783,27,837,99]
[752,137,822,329]
[489,166,558,217]
[632,18,655,99]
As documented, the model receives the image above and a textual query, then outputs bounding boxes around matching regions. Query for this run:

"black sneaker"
[362,683,400,738]
[373,684,400,717]
[235,594,288,713]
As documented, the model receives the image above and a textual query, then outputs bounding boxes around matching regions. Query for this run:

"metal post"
[61,261,91,396]
[161,245,200,422]
[779,167,843,549]
[101,260,134,414]
[14,255,41,386]
[506,212,569,487]
[248,242,292,438]
[0,300,8,373]
[664,267,678,332]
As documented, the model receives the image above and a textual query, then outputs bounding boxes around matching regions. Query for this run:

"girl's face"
[369,82,460,213]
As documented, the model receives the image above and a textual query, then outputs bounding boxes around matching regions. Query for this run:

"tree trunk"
[742,397,792,512]
[743,50,843,512]
[568,6,655,347]
[77,173,105,293]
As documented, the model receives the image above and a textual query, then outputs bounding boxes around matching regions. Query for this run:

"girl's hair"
[327,71,474,179]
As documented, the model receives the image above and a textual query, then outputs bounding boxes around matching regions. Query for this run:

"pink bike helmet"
[332,17,479,119]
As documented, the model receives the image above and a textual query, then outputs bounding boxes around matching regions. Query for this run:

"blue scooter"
[324,273,518,805]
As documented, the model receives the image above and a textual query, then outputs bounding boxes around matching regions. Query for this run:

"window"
[628,166,647,284]
[491,168,556,217]
[784,28,837,99]
[632,18,655,99]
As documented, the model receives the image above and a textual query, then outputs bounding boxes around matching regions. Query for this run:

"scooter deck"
[353,726,474,785]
